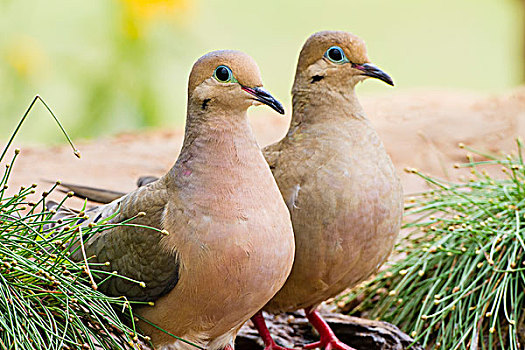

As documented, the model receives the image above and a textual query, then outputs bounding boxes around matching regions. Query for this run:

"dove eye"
[214,65,234,83]
[325,46,347,64]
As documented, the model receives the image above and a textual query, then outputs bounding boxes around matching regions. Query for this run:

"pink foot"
[303,339,355,350]
[303,308,356,350]
[251,311,297,350]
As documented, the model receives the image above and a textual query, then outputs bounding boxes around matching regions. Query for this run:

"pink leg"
[251,311,296,350]
[303,307,356,350]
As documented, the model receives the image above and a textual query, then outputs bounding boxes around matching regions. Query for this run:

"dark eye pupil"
[216,67,230,81]
[328,48,343,62]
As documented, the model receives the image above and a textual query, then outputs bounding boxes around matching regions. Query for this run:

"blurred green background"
[1,0,524,144]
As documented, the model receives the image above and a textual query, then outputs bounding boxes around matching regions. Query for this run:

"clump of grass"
[342,141,525,349]
[0,96,150,349]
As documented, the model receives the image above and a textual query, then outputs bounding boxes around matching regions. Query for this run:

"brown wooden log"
[236,311,422,350]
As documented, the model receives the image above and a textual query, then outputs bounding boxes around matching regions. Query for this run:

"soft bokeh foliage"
[0,0,523,143]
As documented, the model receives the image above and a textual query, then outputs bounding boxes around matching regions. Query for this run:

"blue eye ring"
[324,46,348,64]
[214,65,235,83]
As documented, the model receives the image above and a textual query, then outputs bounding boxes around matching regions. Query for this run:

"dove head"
[187,50,284,116]
[292,31,394,93]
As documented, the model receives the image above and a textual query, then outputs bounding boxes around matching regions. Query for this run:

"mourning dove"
[57,32,403,350]
[49,50,295,350]
[249,31,403,350]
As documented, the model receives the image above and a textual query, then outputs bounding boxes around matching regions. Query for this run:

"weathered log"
[236,310,422,350]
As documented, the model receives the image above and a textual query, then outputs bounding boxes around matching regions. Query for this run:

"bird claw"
[303,338,356,350]
[251,311,298,350]
[325,339,357,350]
[260,340,297,350]
[303,341,322,349]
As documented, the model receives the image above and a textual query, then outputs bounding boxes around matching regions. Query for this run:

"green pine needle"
[0,96,200,349]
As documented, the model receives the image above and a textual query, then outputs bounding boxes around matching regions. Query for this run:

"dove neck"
[174,104,260,174]
[183,102,254,143]
[290,85,366,126]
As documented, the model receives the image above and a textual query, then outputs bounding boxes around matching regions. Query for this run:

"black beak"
[241,86,285,114]
[353,63,394,86]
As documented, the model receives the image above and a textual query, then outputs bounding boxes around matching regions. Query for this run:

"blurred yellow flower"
[4,36,47,79]
[120,0,187,20]
[118,0,188,39]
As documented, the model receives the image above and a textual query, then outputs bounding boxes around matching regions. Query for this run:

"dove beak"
[242,86,285,114]
[353,63,394,86]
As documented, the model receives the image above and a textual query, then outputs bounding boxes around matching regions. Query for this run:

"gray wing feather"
[52,177,180,302]
[57,176,160,204]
